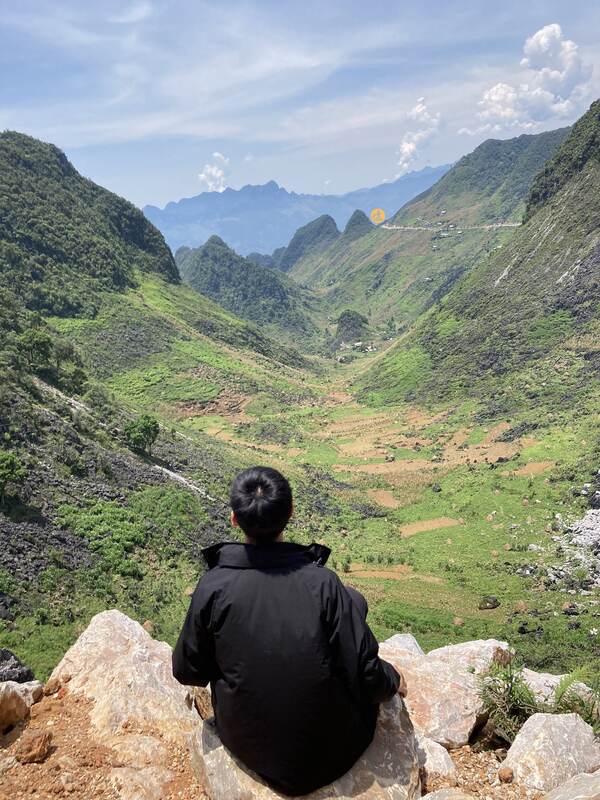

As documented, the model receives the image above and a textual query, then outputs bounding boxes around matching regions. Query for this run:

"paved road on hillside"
[380,222,522,231]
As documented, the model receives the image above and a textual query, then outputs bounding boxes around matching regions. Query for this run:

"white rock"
[522,668,591,705]
[427,639,511,673]
[0,679,42,732]
[382,651,485,748]
[51,610,197,742]
[192,695,422,799]
[415,734,457,781]
[544,770,600,799]
[51,610,200,800]
[422,790,472,799]
[503,713,600,792]
[380,634,425,657]
[522,668,564,703]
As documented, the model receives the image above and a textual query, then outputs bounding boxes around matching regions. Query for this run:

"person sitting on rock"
[173,465,405,796]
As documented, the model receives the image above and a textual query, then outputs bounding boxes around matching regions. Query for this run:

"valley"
[0,105,599,687]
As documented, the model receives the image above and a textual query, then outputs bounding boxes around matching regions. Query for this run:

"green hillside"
[276,214,340,272]
[2,126,599,686]
[175,235,320,344]
[0,134,320,674]
[361,101,600,409]
[0,131,178,317]
[288,128,570,329]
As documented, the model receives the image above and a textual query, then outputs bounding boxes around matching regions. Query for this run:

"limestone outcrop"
[502,713,600,792]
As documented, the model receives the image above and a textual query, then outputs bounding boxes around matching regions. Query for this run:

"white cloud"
[110,3,153,25]
[465,24,592,134]
[396,97,440,172]
[198,154,230,192]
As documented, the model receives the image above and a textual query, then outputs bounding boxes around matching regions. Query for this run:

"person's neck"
[245,534,284,545]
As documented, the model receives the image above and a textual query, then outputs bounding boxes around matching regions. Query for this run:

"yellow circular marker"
[370,207,386,225]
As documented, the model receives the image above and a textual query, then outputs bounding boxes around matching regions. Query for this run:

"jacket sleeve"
[172,579,219,687]
[324,575,400,704]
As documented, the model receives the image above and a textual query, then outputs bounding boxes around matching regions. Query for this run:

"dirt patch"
[174,390,251,421]
[482,421,512,445]
[0,691,205,800]
[368,489,400,509]
[348,563,443,583]
[503,460,555,477]
[334,459,436,476]
[400,517,462,538]
[426,744,542,799]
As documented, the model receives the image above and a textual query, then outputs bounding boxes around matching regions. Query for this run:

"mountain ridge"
[143,165,451,255]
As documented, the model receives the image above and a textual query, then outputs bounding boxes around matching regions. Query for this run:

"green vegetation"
[362,101,600,406]
[123,414,160,455]
[276,214,340,272]
[0,131,178,317]
[335,310,369,345]
[0,449,27,505]
[1,114,599,692]
[481,661,600,743]
[526,99,599,218]
[176,235,319,343]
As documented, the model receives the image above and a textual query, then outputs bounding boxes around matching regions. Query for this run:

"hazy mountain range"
[143,165,450,255]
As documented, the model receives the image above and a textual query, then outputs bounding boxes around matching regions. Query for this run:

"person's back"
[172,466,401,796]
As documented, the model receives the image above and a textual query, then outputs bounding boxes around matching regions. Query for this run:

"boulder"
[544,771,600,799]
[51,610,197,742]
[0,647,34,683]
[415,734,457,782]
[382,651,485,748]
[521,668,592,705]
[380,634,425,658]
[427,639,511,674]
[521,668,564,703]
[503,713,600,791]
[50,610,200,800]
[0,679,42,732]
[192,696,421,799]
[422,791,472,799]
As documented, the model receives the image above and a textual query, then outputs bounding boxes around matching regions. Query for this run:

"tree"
[0,449,27,505]
[17,327,53,371]
[123,415,160,455]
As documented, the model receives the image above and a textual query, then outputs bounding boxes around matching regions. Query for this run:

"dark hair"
[230,466,292,544]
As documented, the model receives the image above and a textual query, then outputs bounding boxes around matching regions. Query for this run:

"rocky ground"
[0,691,204,800]
[2,614,599,800]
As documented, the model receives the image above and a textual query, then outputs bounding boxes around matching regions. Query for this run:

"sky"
[1,1,599,208]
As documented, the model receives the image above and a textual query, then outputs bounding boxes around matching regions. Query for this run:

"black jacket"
[172,541,399,796]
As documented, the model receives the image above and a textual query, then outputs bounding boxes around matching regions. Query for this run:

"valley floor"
[159,345,599,673]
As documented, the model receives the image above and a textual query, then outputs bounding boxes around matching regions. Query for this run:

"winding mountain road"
[380,221,521,231]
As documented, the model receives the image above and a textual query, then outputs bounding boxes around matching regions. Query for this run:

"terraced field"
[119,332,598,672]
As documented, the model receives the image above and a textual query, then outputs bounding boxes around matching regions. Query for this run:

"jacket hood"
[201,541,331,570]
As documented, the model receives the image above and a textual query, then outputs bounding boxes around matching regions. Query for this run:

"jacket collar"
[202,541,331,570]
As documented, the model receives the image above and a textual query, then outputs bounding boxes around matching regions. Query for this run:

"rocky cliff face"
[1,611,599,800]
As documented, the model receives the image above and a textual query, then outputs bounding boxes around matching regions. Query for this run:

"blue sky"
[2,1,599,207]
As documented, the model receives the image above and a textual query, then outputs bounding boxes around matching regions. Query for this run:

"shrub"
[123,414,160,455]
[0,449,27,504]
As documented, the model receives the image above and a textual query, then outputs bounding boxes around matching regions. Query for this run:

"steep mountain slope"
[0,133,321,673]
[175,236,319,342]
[276,214,341,272]
[288,128,570,328]
[361,101,600,407]
[0,132,178,317]
[143,166,450,255]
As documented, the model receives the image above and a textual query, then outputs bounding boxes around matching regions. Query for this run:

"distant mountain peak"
[204,234,228,248]
[342,209,373,241]
[143,165,451,255]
